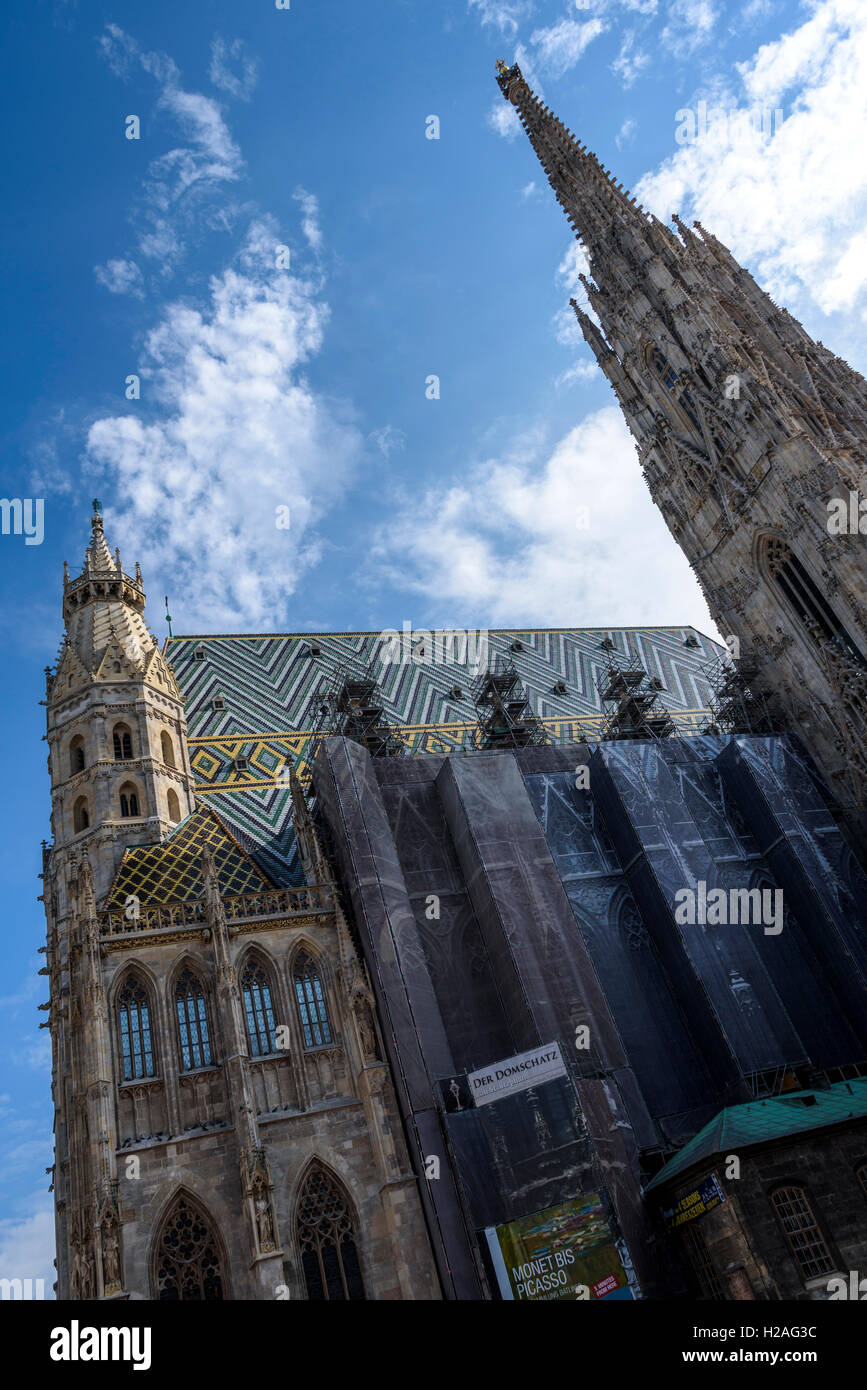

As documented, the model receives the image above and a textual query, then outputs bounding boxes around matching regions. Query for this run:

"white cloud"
[85,219,361,631]
[616,116,638,147]
[94,258,145,298]
[0,1197,55,1297]
[293,188,323,253]
[612,30,650,85]
[636,0,867,323]
[555,358,601,387]
[209,36,258,102]
[468,0,534,34]
[661,0,718,57]
[530,18,607,78]
[98,25,245,278]
[369,407,718,633]
[487,99,522,139]
[370,425,406,458]
[554,303,585,346]
[521,180,538,198]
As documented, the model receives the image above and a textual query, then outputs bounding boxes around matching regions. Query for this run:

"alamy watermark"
[674,882,783,935]
[675,101,785,147]
[1,498,43,545]
[827,490,867,535]
[378,624,489,674]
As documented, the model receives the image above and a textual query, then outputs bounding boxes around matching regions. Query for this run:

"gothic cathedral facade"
[496,61,867,843]
[40,507,439,1300]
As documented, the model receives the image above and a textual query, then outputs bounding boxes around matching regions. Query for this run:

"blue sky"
[2,0,866,1291]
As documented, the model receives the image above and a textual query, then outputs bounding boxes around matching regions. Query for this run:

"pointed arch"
[295,1162,365,1301]
[73,796,90,833]
[151,1189,229,1301]
[291,947,333,1049]
[173,963,213,1071]
[239,950,278,1057]
[166,788,181,823]
[115,969,157,1081]
[757,533,865,666]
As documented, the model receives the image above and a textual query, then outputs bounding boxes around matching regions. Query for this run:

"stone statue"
[356,1001,377,1059]
[255,1195,274,1251]
[102,1225,121,1288]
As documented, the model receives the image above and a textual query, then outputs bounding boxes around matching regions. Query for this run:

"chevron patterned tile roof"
[163,626,721,886]
[107,804,274,908]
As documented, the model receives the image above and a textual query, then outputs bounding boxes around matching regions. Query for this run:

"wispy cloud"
[293,188,323,253]
[529,18,607,79]
[612,30,650,86]
[468,0,534,35]
[370,425,406,458]
[209,36,258,102]
[97,24,245,282]
[616,116,638,148]
[85,219,361,631]
[94,258,145,298]
[660,0,718,58]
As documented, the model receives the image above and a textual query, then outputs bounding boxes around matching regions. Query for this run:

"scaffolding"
[471,657,550,750]
[699,656,781,737]
[310,664,405,761]
[596,649,677,741]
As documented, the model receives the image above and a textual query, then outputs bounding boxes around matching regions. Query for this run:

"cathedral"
[39,66,867,1302]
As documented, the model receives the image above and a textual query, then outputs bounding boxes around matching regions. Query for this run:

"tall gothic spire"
[495,61,867,829]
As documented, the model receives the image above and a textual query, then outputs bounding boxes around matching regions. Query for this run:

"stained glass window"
[297,1166,365,1301]
[293,952,332,1049]
[176,969,211,1070]
[156,1195,225,1301]
[242,958,276,1057]
[118,977,154,1080]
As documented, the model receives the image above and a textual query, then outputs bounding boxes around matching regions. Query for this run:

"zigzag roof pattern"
[164,625,722,886]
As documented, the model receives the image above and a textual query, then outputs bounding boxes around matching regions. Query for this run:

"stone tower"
[41,508,440,1300]
[45,501,196,903]
[495,62,867,836]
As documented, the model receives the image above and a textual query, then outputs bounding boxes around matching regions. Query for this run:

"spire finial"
[164,596,173,639]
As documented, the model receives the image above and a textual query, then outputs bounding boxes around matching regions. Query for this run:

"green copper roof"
[646,1078,867,1192]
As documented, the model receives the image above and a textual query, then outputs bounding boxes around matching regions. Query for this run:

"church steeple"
[44,504,196,901]
[496,61,867,833]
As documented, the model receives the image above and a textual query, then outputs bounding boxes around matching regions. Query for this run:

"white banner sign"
[467,1043,566,1107]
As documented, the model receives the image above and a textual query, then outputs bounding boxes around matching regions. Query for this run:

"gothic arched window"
[155,1195,226,1301]
[119,783,140,818]
[770,1185,835,1281]
[69,736,85,775]
[118,976,155,1081]
[73,797,89,833]
[760,536,865,667]
[175,969,212,1070]
[650,347,701,431]
[166,788,181,823]
[241,958,277,1057]
[296,1166,365,1301]
[113,724,133,760]
[293,952,332,1049]
[161,731,176,768]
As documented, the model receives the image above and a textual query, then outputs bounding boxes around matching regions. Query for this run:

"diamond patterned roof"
[107,804,273,909]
